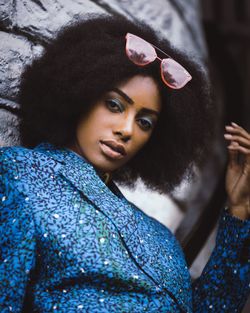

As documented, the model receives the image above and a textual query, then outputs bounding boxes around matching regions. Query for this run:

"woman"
[0,15,249,313]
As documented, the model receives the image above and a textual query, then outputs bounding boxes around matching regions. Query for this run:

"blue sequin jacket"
[0,143,249,313]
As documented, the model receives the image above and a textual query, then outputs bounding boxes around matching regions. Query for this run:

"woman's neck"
[96,171,112,185]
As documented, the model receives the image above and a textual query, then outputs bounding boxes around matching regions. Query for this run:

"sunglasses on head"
[125,33,192,89]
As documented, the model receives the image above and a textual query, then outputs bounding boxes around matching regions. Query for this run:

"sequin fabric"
[0,143,249,313]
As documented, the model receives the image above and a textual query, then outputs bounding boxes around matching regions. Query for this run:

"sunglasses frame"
[125,33,192,89]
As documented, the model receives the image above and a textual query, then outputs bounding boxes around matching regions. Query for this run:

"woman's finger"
[225,125,250,141]
[232,122,250,136]
[228,145,239,168]
[228,144,250,156]
[224,134,250,148]
[231,122,244,129]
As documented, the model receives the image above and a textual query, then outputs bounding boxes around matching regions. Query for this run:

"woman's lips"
[99,140,126,160]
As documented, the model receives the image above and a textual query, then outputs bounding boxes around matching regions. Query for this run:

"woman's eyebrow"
[140,108,160,117]
[110,87,160,116]
[111,88,134,104]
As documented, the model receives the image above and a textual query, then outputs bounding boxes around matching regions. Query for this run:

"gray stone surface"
[0,0,13,28]
[0,31,43,101]
[115,0,207,59]
[0,0,106,42]
[0,108,20,146]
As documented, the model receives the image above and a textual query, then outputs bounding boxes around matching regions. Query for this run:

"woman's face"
[73,75,162,173]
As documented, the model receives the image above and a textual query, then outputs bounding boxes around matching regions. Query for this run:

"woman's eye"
[105,99,124,113]
[137,118,153,131]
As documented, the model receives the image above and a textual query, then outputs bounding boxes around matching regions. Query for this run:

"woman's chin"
[90,156,124,174]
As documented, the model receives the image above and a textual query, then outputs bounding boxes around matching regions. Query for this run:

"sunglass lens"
[161,58,192,89]
[126,33,157,65]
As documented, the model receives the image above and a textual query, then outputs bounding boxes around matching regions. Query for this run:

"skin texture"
[70,75,162,173]
[225,122,250,220]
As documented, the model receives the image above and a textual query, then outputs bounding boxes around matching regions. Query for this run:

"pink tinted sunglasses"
[125,33,192,89]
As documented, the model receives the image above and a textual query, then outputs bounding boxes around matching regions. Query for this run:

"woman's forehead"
[114,76,162,111]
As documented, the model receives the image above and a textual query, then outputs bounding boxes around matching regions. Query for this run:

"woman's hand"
[224,122,250,220]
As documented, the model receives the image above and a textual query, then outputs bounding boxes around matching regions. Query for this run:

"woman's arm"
[0,148,36,313]
[192,209,250,312]
[192,123,250,312]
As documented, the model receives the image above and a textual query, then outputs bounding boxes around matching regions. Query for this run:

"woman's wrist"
[228,204,249,221]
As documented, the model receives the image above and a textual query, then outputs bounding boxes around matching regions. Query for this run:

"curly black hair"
[19,14,214,193]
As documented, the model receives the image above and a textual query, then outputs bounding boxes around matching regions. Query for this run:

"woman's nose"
[113,116,134,142]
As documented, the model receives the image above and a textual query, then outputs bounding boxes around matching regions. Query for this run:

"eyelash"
[105,99,124,113]
[105,99,154,131]
[137,118,153,131]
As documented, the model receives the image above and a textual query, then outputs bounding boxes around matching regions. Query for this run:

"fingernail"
[224,134,232,139]
[231,122,239,127]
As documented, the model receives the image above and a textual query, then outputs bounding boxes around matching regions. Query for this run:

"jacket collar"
[34,142,137,235]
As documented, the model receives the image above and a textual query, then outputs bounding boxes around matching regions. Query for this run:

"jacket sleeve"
[192,208,250,312]
[0,149,36,313]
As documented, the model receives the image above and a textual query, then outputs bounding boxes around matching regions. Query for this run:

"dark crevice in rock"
[30,0,47,12]
[0,104,20,116]
[0,23,48,46]
[11,0,17,27]
[13,26,49,45]
[0,97,20,110]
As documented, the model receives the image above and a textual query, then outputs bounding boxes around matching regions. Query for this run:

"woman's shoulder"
[0,144,66,201]
[0,143,62,179]
[0,144,49,168]
[0,145,32,172]
[0,145,33,160]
